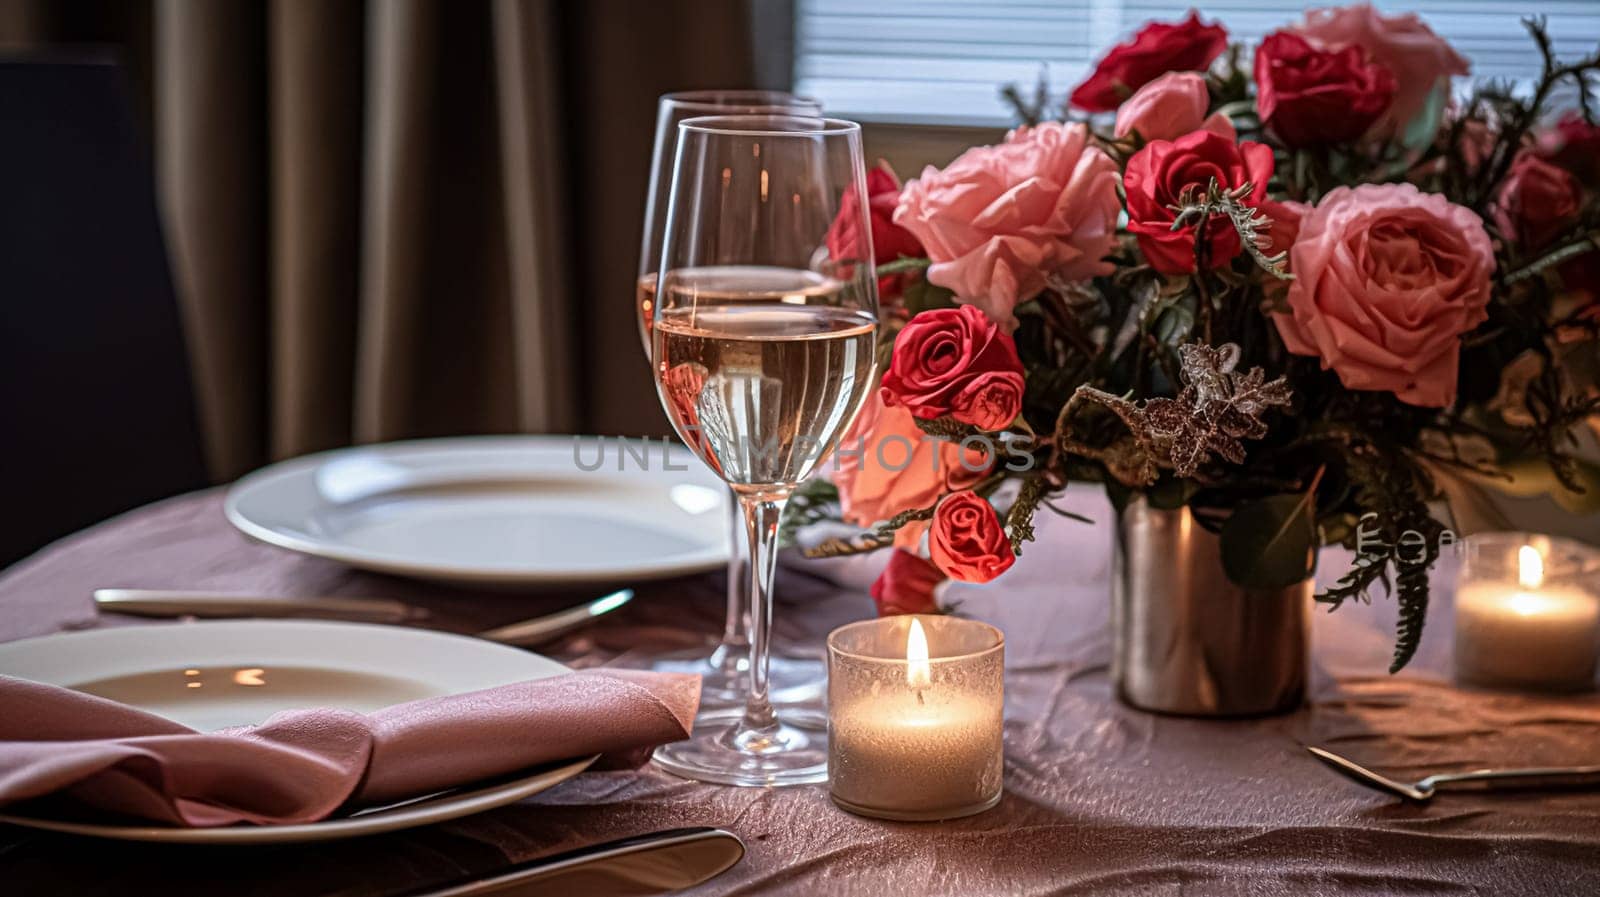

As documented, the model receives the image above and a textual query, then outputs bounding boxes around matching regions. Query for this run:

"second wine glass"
[635,90,824,709]
[650,114,880,786]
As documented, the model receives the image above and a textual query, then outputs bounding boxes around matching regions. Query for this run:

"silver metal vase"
[1112,497,1311,716]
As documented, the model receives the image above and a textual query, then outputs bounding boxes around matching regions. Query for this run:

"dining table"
[2,484,1598,896]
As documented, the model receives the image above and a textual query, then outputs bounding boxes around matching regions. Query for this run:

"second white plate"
[0,620,595,843]
[224,435,730,587]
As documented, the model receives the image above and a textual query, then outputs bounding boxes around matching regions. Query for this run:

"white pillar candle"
[827,615,1004,821]
[1455,543,1600,692]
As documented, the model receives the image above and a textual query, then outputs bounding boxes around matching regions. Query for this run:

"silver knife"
[387,827,744,897]
[93,588,634,647]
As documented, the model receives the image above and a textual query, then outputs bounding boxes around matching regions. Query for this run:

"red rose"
[826,161,925,301]
[1070,12,1228,113]
[1254,31,1395,147]
[1495,152,1583,250]
[870,550,945,616]
[1539,113,1600,187]
[928,492,1015,584]
[880,304,1025,430]
[1124,130,1274,274]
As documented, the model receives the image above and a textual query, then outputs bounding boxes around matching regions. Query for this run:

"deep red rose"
[1495,152,1583,250]
[826,161,925,301]
[928,492,1015,584]
[1069,11,1228,113]
[1123,130,1274,274]
[880,304,1024,430]
[870,550,945,616]
[1538,113,1600,188]
[1254,30,1395,147]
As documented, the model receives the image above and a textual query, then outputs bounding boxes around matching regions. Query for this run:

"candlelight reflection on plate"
[827,615,1004,821]
[1455,533,1600,693]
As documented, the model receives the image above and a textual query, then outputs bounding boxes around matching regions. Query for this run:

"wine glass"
[650,114,879,786]
[636,91,824,710]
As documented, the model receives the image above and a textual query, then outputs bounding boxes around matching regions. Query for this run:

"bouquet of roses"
[799,4,1600,671]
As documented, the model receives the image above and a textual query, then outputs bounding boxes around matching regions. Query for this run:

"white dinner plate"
[224,435,730,587]
[0,620,596,844]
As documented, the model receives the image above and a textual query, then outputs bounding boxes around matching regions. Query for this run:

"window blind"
[794,0,1600,125]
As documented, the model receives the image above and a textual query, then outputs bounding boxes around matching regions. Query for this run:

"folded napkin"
[0,670,698,827]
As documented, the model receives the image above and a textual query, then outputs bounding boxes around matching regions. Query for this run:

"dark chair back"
[0,57,208,568]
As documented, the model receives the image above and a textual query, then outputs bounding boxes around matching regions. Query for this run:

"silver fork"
[1307,745,1600,802]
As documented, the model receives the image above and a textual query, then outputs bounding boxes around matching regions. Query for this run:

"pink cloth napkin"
[0,670,699,827]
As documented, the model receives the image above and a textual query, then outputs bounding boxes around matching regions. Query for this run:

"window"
[794,0,1600,126]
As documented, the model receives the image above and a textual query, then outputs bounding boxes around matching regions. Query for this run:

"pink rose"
[870,550,945,616]
[893,122,1121,327]
[1114,72,1236,143]
[1294,4,1469,140]
[834,392,988,550]
[1274,183,1494,407]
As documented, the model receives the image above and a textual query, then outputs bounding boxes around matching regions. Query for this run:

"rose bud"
[929,491,1016,584]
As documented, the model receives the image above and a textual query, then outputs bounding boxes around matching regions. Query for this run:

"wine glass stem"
[719,491,751,654]
[736,490,789,735]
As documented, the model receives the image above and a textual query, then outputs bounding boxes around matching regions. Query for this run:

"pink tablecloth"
[2,488,1598,896]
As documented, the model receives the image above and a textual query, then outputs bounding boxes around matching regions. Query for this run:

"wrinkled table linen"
[0,487,1597,895]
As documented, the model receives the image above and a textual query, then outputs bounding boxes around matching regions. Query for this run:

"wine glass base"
[638,650,825,710]
[652,705,829,786]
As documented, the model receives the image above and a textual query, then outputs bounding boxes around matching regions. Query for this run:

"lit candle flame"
[1518,545,1544,590]
[906,618,931,689]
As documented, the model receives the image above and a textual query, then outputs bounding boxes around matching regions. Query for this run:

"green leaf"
[1221,492,1317,590]
[1399,80,1450,154]
[901,277,957,316]
[875,256,932,275]
[1150,297,1195,347]
[778,477,840,547]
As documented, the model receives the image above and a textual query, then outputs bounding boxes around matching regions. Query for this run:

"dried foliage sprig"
[801,502,940,560]
[1004,476,1048,555]
[1169,179,1292,280]
[1056,342,1292,484]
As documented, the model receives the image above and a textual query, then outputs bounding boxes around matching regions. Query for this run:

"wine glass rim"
[677,114,860,138]
[661,89,821,112]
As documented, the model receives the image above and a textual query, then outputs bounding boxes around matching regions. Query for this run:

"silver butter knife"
[93,588,633,648]
[388,827,744,897]
[1307,745,1600,802]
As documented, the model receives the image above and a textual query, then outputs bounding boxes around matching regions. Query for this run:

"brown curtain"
[0,0,757,481]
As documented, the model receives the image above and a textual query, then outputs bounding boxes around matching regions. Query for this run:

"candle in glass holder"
[827,615,1003,821]
[1455,535,1600,692]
